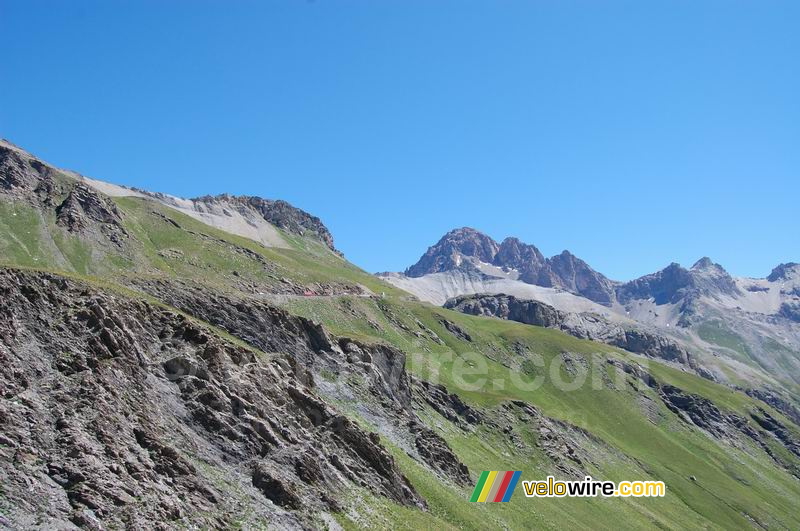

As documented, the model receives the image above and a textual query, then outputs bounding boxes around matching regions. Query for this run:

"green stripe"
[470,471,490,502]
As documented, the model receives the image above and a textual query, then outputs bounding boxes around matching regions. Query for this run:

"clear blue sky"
[1,0,798,280]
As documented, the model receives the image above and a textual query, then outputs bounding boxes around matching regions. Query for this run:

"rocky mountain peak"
[617,263,693,305]
[545,250,617,305]
[404,228,616,305]
[692,257,716,270]
[691,257,732,277]
[494,237,546,271]
[404,227,499,277]
[768,263,800,282]
[618,259,740,305]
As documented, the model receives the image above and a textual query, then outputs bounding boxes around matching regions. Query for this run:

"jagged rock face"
[769,263,800,282]
[55,183,129,244]
[0,146,33,191]
[744,388,800,426]
[545,251,616,306]
[779,302,800,323]
[688,257,741,297]
[617,259,740,305]
[0,145,60,204]
[56,183,123,229]
[445,293,696,368]
[123,278,412,408]
[406,228,616,305]
[1,144,129,249]
[616,263,694,304]
[494,237,547,272]
[405,227,499,277]
[193,194,337,252]
[446,293,565,328]
[120,277,471,486]
[0,268,424,528]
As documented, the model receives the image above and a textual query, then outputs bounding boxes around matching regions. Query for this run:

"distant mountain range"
[380,227,800,392]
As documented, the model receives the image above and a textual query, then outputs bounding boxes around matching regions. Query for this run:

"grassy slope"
[2,193,800,529]
[288,296,800,530]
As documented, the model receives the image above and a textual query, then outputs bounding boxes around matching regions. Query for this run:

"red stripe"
[493,471,514,502]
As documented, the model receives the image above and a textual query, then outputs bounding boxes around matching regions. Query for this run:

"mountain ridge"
[3,138,800,529]
[380,226,800,392]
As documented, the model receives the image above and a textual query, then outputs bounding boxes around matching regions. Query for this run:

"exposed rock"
[778,302,800,323]
[446,293,563,328]
[744,388,800,426]
[121,276,475,490]
[768,263,800,282]
[438,318,472,342]
[412,377,483,428]
[445,293,697,368]
[0,267,424,528]
[543,250,616,306]
[404,228,616,305]
[56,182,129,244]
[0,144,63,206]
[193,194,338,253]
[610,358,800,475]
[409,421,471,486]
[405,227,499,277]
[617,259,740,305]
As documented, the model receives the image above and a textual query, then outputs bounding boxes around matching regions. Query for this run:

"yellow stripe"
[477,471,498,502]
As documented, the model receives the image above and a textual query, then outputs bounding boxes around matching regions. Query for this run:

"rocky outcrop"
[778,302,800,323]
[1,142,129,250]
[0,268,424,528]
[768,263,800,282]
[412,378,483,429]
[0,143,61,205]
[438,318,473,342]
[193,194,338,252]
[446,293,563,328]
[409,421,471,486]
[544,250,617,305]
[745,388,800,426]
[445,293,697,368]
[56,183,128,244]
[123,276,472,487]
[610,359,800,475]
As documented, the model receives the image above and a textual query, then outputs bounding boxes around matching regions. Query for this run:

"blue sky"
[1,0,798,280]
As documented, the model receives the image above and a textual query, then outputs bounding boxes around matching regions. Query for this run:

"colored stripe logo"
[470,471,521,502]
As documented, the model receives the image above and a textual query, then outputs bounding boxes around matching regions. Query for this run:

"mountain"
[404,228,617,305]
[381,228,800,395]
[616,258,740,306]
[2,140,800,529]
[444,293,701,372]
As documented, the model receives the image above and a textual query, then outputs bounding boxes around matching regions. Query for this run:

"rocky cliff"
[0,268,433,528]
[444,293,699,370]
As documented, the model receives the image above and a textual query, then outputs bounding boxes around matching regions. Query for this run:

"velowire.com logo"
[469,471,522,503]
[470,472,667,502]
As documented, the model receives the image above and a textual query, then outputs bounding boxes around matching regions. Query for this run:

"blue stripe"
[501,471,521,502]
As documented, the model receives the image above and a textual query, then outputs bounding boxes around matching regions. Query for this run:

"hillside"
[2,141,800,529]
[380,228,800,402]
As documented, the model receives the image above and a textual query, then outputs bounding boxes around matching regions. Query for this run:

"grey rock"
[445,293,697,368]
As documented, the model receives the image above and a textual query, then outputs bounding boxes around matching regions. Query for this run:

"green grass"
[290,299,800,530]
[0,201,54,267]
[696,319,751,361]
[3,189,800,530]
